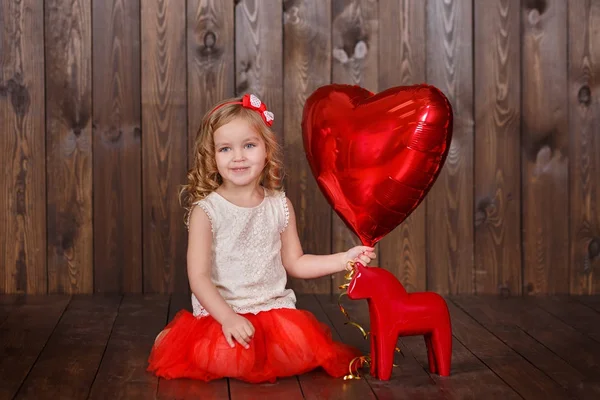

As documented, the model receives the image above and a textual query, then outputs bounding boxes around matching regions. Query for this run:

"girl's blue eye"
[245,143,256,149]
[219,147,230,152]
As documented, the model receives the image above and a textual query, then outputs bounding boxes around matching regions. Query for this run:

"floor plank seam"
[295,375,306,399]
[510,323,583,391]
[572,297,600,315]
[313,294,379,397]
[447,298,526,399]
[12,296,73,398]
[86,295,125,399]
[532,301,600,346]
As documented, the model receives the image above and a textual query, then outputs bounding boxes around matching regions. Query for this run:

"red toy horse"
[346,262,452,380]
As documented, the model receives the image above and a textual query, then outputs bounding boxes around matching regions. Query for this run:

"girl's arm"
[187,207,255,348]
[280,198,375,279]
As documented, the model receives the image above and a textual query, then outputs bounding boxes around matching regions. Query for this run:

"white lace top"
[190,189,297,317]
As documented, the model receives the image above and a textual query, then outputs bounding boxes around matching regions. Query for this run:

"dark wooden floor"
[2,293,600,400]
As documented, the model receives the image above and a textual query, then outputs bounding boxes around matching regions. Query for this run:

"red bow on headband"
[241,94,274,126]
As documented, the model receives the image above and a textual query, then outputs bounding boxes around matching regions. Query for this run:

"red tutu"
[147,307,361,383]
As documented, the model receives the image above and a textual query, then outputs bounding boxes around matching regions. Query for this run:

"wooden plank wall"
[1,0,599,296]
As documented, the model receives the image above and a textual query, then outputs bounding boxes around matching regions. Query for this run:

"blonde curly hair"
[180,96,285,225]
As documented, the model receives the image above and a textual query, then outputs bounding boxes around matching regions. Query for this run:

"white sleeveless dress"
[190,189,297,317]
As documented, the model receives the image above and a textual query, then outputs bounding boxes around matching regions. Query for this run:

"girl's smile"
[213,117,267,189]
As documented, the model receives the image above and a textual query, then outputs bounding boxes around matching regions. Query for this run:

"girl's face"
[213,117,267,190]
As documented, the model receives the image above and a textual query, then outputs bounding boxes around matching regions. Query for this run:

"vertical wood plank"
[330,0,378,293]
[522,0,569,294]
[0,0,46,293]
[235,0,283,140]
[283,0,332,294]
[569,0,600,294]
[142,0,188,293]
[92,0,142,293]
[426,0,474,294]
[474,0,522,294]
[45,0,93,294]
[187,0,235,167]
[377,0,427,293]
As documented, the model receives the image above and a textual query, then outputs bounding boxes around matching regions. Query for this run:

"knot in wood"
[474,209,486,227]
[524,0,547,14]
[528,9,540,25]
[578,85,591,106]
[333,48,349,64]
[204,31,216,49]
[354,41,367,59]
[498,285,511,297]
[105,128,122,143]
[6,76,30,118]
[589,238,600,259]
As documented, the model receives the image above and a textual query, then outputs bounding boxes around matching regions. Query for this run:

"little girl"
[147,94,376,384]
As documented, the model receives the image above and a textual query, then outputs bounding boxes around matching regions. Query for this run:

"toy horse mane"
[348,263,408,298]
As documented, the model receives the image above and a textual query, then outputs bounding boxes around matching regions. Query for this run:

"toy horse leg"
[374,331,397,380]
[431,325,452,376]
[424,334,437,374]
[369,333,377,378]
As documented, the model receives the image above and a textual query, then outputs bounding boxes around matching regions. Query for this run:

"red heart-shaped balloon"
[301,84,453,247]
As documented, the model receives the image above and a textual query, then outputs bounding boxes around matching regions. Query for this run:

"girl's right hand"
[221,314,255,349]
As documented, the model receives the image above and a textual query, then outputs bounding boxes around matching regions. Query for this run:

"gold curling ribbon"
[337,291,368,339]
[339,261,370,379]
[343,355,371,380]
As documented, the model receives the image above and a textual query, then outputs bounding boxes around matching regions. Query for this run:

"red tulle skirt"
[147,307,361,383]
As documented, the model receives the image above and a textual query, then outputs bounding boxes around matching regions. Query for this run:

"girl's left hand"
[343,246,376,268]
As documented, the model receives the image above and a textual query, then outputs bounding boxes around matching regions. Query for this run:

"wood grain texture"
[14,295,121,399]
[474,0,522,295]
[283,0,332,294]
[447,299,569,398]
[377,0,427,293]
[399,332,521,398]
[141,0,188,294]
[229,378,303,400]
[92,0,142,293]
[426,0,474,294]
[88,295,169,399]
[0,0,46,294]
[331,0,378,293]
[0,296,70,399]
[463,295,600,381]
[569,0,600,294]
[532,295,600,343]
[451,297,591,398]
[45,0,93,294]
[235,0,283,140]
[521,0,569,294]
[187,0,234,167]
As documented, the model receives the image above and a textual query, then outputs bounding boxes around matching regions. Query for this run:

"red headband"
[209,94,274,127]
